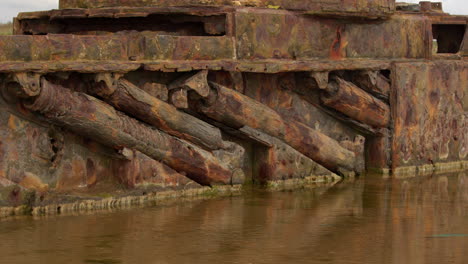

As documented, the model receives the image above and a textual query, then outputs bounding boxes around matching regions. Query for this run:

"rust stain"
[330,26,345,60]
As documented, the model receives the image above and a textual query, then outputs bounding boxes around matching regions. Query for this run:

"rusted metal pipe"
[321,77,390,128]
[89,76,227,150]
[197,82,356,174]
[23,79,232,186]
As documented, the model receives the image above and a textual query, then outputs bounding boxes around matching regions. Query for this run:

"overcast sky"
[0,0,467,23]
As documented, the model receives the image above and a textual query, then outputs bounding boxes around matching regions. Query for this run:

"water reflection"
[0,172,467,264]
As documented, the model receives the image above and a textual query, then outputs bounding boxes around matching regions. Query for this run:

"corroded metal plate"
[59,0,395,17]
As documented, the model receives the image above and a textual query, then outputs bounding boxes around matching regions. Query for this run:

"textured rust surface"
[0,103,195,200]
[0,59,392,74]
[352,71,390,100]
[392,61,468,170]
[24,80,233,186]
[235,12,428,60]
[2,11,431,65]
[198,82,357,174]
[89,77,226,150]
[58,0,395,17]
[249,128,332,183]
[321,77,390,128]
[242,73,362,141]
[0,34,234,62]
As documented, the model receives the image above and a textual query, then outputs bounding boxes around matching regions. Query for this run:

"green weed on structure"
[0,22,12,35]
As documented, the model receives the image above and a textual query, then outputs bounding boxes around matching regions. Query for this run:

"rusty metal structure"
[0,0,467,214]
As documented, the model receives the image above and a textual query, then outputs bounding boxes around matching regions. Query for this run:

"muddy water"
[1,172,468,264]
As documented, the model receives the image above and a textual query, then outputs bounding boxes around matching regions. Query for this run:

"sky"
[0,0,467,23]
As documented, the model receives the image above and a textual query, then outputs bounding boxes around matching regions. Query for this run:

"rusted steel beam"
[321,77,390,128]
[2,14,428,62]
[197,83,356,173]
[0,59,392,74]
[235,13,427,61]
[22,79,232,186]
[283,121,356,173]
[286,74,382,136]
[365,131,391,172]
[315,105,382,136]
[0,34,234,62]
[89,76,226,150]
[58,0,395,17]
[17,7,230,22]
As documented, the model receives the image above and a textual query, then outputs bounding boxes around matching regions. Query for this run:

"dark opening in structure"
[19,14,227,36]
[432,24,466,53]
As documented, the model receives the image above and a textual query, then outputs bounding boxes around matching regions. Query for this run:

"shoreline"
[2,162,468,220]
[0,174,341,220]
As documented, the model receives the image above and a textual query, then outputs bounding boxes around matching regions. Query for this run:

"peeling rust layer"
[392,61,468,170]
[58,0,395,17]
[24,80,232,186]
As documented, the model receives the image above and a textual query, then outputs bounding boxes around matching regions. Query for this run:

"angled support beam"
[22,79,232,186]
[321,77,390,128]
[197,82,357,174]
[89,75,227,151]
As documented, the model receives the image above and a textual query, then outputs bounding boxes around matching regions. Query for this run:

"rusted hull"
[0,1,467,213]
[392,61,468,173]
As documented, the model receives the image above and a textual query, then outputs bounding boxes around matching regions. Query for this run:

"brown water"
[1,172,468,264]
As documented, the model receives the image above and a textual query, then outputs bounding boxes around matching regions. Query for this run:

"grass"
[0,22,12,35]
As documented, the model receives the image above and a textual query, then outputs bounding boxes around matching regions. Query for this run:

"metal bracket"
[7,72,42,98]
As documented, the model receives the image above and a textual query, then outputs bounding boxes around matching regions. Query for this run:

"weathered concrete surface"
[392,61,468,173]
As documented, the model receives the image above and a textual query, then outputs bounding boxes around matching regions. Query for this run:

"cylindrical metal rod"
[24,79,232,186]
[321,77,390,128]
[89,78,227,150]
[197,83,356,174]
